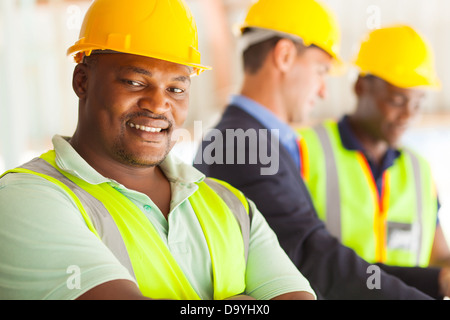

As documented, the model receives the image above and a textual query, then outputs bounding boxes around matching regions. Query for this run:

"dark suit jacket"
[194,105,441,299]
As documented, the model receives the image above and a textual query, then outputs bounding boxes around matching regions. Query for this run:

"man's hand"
[439,267,450,298]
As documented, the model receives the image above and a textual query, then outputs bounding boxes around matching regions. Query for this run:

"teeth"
[128,122,162,133]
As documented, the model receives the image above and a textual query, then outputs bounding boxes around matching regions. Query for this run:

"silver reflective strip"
[402,150,423,265]
[19,158,136,280]
[203,178,251,262]
[313,124,342,241]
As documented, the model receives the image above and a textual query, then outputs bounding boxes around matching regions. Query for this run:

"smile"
[128,122,163,133]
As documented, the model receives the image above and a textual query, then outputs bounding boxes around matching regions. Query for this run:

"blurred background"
[1,0,450,241]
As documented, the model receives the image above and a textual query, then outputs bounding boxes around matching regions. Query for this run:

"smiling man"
[73,56,190,168]
[0,0,315,300]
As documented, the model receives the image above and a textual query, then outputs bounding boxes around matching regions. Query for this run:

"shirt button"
[143,205,151,211]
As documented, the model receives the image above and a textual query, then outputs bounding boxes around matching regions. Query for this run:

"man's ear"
[354,75,367,97]
[72,63,89,100]
[272,39,298,73]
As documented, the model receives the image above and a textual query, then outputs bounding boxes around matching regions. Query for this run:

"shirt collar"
[229,95,298,148]
[337,115,365,152]
[337,116,401,173]
[52,135,205,186]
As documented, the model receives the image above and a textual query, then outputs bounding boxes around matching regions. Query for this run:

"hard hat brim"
[67,44,212,76]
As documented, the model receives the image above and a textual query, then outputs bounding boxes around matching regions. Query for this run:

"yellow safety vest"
[2,150,251,300]
[297,120,437,267]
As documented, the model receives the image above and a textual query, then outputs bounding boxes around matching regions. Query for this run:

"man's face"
[76,53,191,167]
[356,76,425,146]
[284,46,332,123]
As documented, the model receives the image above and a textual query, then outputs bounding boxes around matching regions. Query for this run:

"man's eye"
[122,79,142,87]
[128,80,142,86]
[169,87,184,94]
[388,95,406,107]
[317,64,330,76]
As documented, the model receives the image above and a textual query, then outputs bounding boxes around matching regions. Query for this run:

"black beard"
[112,139,172,168]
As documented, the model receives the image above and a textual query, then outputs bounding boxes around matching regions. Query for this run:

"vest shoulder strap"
[203,178,252,261]
[5,158,252,263]
[12,158,136,277]
[311,121,342,241]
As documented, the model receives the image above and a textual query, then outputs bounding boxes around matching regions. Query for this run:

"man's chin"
[385,135,402,149]
[387,128,408,147]
[114,147,170,168]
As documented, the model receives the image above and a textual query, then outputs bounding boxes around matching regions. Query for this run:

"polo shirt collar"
[52,135,205,186]
[337,116,401,174]
[229,95,298,148]
[229,95,303,171]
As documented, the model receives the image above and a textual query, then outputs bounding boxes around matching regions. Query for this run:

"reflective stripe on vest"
[298,120,437,267]
[2,150,252,300]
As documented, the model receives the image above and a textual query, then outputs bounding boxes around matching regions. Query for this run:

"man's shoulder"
[214,105,267,131]
[1,168,51,188]
[196,104,299,179]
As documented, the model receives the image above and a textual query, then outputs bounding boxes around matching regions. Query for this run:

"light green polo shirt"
[0,135,314,300]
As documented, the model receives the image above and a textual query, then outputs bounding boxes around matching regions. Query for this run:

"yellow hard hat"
[354,24,440,89]
[240,0,342,67]
[67,0,211,76]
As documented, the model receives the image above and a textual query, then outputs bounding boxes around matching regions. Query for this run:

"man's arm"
[429,225,450,267]
[243,201,317,300]
[0,174,137,300]
[225,292,315,300]
[76,280,151,300]
[195,127,433,299]
[376,264,443,299]
[271,292,315,300]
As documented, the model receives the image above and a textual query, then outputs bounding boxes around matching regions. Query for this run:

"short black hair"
[82,53,99,69]
[242,29,306,74]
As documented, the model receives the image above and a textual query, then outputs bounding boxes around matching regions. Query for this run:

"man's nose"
[138,88,171,114]
[401,100,420,120]
[317,79,328,100]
